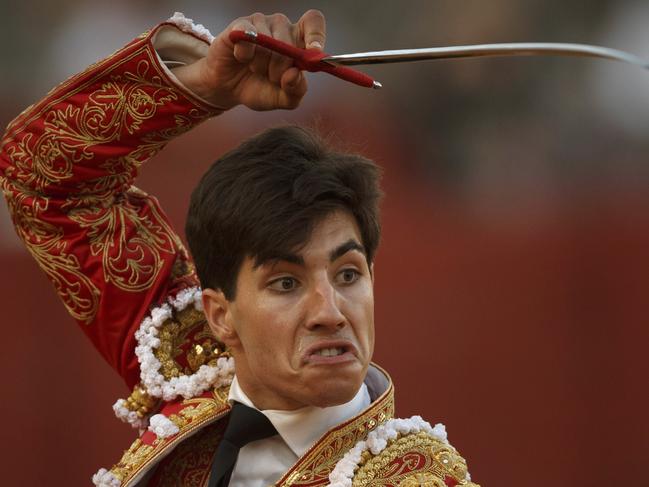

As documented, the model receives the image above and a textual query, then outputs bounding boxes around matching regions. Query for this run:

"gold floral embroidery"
[110,439,155,483]
[1,37,214,323]
[153,305,227,380]
[278,374,395,487]
[168,397,223,429]
[109,391,231,486]
[400,472,447,487]
[8,62,180,194]
[147,420,225,487]
[1,184,101,324]
[67,195,177,292]
[352,432,474,487]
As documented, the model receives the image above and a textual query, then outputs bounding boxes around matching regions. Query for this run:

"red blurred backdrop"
[1,108,648,486]
[2,1,649,485]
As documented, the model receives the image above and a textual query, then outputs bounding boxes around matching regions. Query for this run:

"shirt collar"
[228,375,371,457]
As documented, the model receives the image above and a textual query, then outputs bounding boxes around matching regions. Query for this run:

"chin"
[308,389,357,408]
[305,371,365,408]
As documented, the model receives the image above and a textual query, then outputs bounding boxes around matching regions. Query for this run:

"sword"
[229,31,649,89]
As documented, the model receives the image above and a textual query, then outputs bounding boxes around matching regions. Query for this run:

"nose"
[305,279,346,331]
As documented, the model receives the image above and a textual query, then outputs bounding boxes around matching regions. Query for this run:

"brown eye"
[281,278,295,290]
[269,277,299,292]
[337,268,360,285]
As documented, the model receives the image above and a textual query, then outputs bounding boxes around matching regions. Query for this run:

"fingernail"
[309,41,323,50]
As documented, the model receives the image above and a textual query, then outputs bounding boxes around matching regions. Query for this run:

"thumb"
[279,68,307,109]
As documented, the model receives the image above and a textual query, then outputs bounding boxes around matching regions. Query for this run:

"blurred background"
[1,0,648,485]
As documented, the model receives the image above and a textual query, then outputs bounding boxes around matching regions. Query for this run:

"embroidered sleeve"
[0,22,220,387]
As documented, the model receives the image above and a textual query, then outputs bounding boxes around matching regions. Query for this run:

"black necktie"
[207,402,278,487]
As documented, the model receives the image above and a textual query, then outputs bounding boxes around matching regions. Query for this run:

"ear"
[370,262,375,285]
[202,288,240,348]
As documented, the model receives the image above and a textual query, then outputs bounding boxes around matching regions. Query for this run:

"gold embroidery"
[168,397,222,429]
[282,401,394,486]
[109,391,231,486]
[400,472,446,487]
[1,36,214,324]
[152,306,227,380]
[67,195,177,292]
[9,63,179,194]
[351,432,474,487]
[431,444,469,484]
[278,368,395,487]
[107,369,435,487]
[124,383,160,419]
[110,439,155,482]
[1,184,101,324]
[148,420,225,487]
[212,384,230,405]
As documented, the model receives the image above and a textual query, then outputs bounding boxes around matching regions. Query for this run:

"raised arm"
[0,11,327,389]
[171,9,326,110]
[0,19,221,387]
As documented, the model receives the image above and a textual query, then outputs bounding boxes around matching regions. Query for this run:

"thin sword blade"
[322,43,649,70]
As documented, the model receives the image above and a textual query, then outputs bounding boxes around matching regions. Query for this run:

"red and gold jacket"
[0,14,479,487]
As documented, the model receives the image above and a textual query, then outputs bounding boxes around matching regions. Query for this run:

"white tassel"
[114,287,235,427]
[167,12,215,44]
[327,417,451,486]
[92,468,121,487]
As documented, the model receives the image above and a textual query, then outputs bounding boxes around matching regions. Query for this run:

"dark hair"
[185,125,382,300]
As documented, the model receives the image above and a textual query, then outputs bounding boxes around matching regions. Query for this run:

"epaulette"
[94,385,231,487]
[327,416,480,487]
[112,286,234,430]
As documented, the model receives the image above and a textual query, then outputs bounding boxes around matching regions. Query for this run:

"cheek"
[235,294,302,359]
[343,282,375,338]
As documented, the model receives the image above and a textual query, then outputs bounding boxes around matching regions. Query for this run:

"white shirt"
[227,376,371,487]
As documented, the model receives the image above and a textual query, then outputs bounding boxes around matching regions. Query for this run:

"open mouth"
[303,341,357,364]
[312,346,346,357]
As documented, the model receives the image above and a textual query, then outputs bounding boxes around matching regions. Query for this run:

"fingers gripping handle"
[228,30,381,89]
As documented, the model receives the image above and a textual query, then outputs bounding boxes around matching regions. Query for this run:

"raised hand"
[172,10,326,111]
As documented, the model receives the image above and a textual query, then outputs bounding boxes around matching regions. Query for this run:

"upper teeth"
[315,347,344,357]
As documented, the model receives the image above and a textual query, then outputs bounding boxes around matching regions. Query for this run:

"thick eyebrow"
[254,252,305,269]
[330,239,366,262]
[254,239,365,269]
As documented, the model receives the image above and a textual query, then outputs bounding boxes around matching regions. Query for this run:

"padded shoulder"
[94,386,231,487]
[327,416,480,487]
[353,430,479,487]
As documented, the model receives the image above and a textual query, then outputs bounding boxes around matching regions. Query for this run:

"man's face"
[207,210,375,410]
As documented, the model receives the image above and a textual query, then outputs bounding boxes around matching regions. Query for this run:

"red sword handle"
[228,30,379,89]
